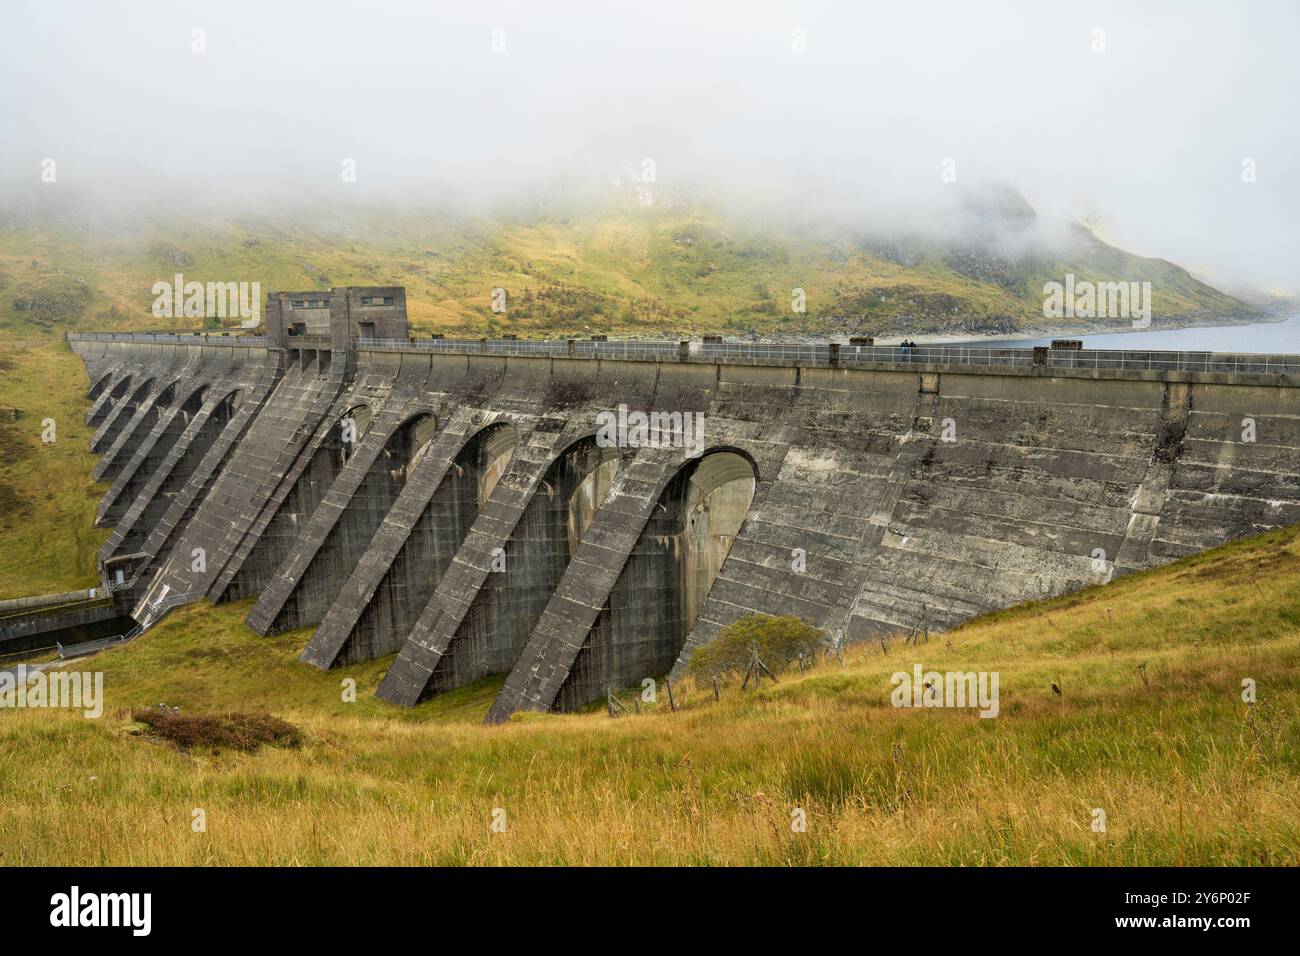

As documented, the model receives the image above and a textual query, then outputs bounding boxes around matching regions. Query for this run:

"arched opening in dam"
[420,433,623,697]
[101,384,208,526]
[92,377,154,453]
[98,380,176,484]
[109,389,244,565]
[334,420,520,664]
[266,410,443,633]
[87,371,114,402]
[88,374,133,428]
[555,448,756,711]
[221,405,374,602]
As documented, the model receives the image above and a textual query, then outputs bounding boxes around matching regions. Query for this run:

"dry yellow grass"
[2,525,1297,865]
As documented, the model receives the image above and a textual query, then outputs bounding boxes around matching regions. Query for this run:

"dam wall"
[67,298,1300,720]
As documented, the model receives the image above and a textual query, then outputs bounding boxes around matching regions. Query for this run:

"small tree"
[687,614,825,680]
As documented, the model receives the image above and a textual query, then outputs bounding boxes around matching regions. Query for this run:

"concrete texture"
[67,288,1300,721]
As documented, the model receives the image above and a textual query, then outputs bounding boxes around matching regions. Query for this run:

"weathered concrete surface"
[90,377,151,452]
[301,405,517,667]
[244,358,444,635]
[0,598,119,656]
[97,371,206,527]
[480,442,683,718]
[373,419,590,702]
[68,308,1300,721]
[133,351,341,624]
[213,361,397,604]
[93,375,174,483]
[92,342,275,582]
[670,365,917,677]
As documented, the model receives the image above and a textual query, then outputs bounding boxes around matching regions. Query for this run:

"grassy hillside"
[0,342,108,599]
[0,191,1259,341]
[1,525,1297,865]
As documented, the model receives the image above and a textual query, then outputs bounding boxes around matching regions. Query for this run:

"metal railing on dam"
[67,332,1300,376]
[358,336,1300,376]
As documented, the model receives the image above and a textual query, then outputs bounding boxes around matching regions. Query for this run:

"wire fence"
[66,332,1300,375]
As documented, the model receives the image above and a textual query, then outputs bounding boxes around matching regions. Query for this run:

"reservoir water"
[939,315,1299,354]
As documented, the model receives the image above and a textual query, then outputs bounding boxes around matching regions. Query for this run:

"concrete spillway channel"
[0,590,131,660]
[66,294,1300,720]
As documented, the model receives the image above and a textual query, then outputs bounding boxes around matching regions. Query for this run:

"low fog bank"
[2,0,1297,294]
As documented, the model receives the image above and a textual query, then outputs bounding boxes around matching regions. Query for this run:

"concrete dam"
[67,287,1300,721]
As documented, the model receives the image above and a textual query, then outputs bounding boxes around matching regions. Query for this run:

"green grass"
[1,525,1296,865]
[0,342,109,599]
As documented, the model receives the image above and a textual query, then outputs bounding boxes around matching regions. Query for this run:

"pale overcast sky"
[2,0,1297,292]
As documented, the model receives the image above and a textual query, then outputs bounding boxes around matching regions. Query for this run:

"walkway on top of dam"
[68,331,1300,379]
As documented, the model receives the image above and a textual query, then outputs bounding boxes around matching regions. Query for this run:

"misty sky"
[2,0,1298,293]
